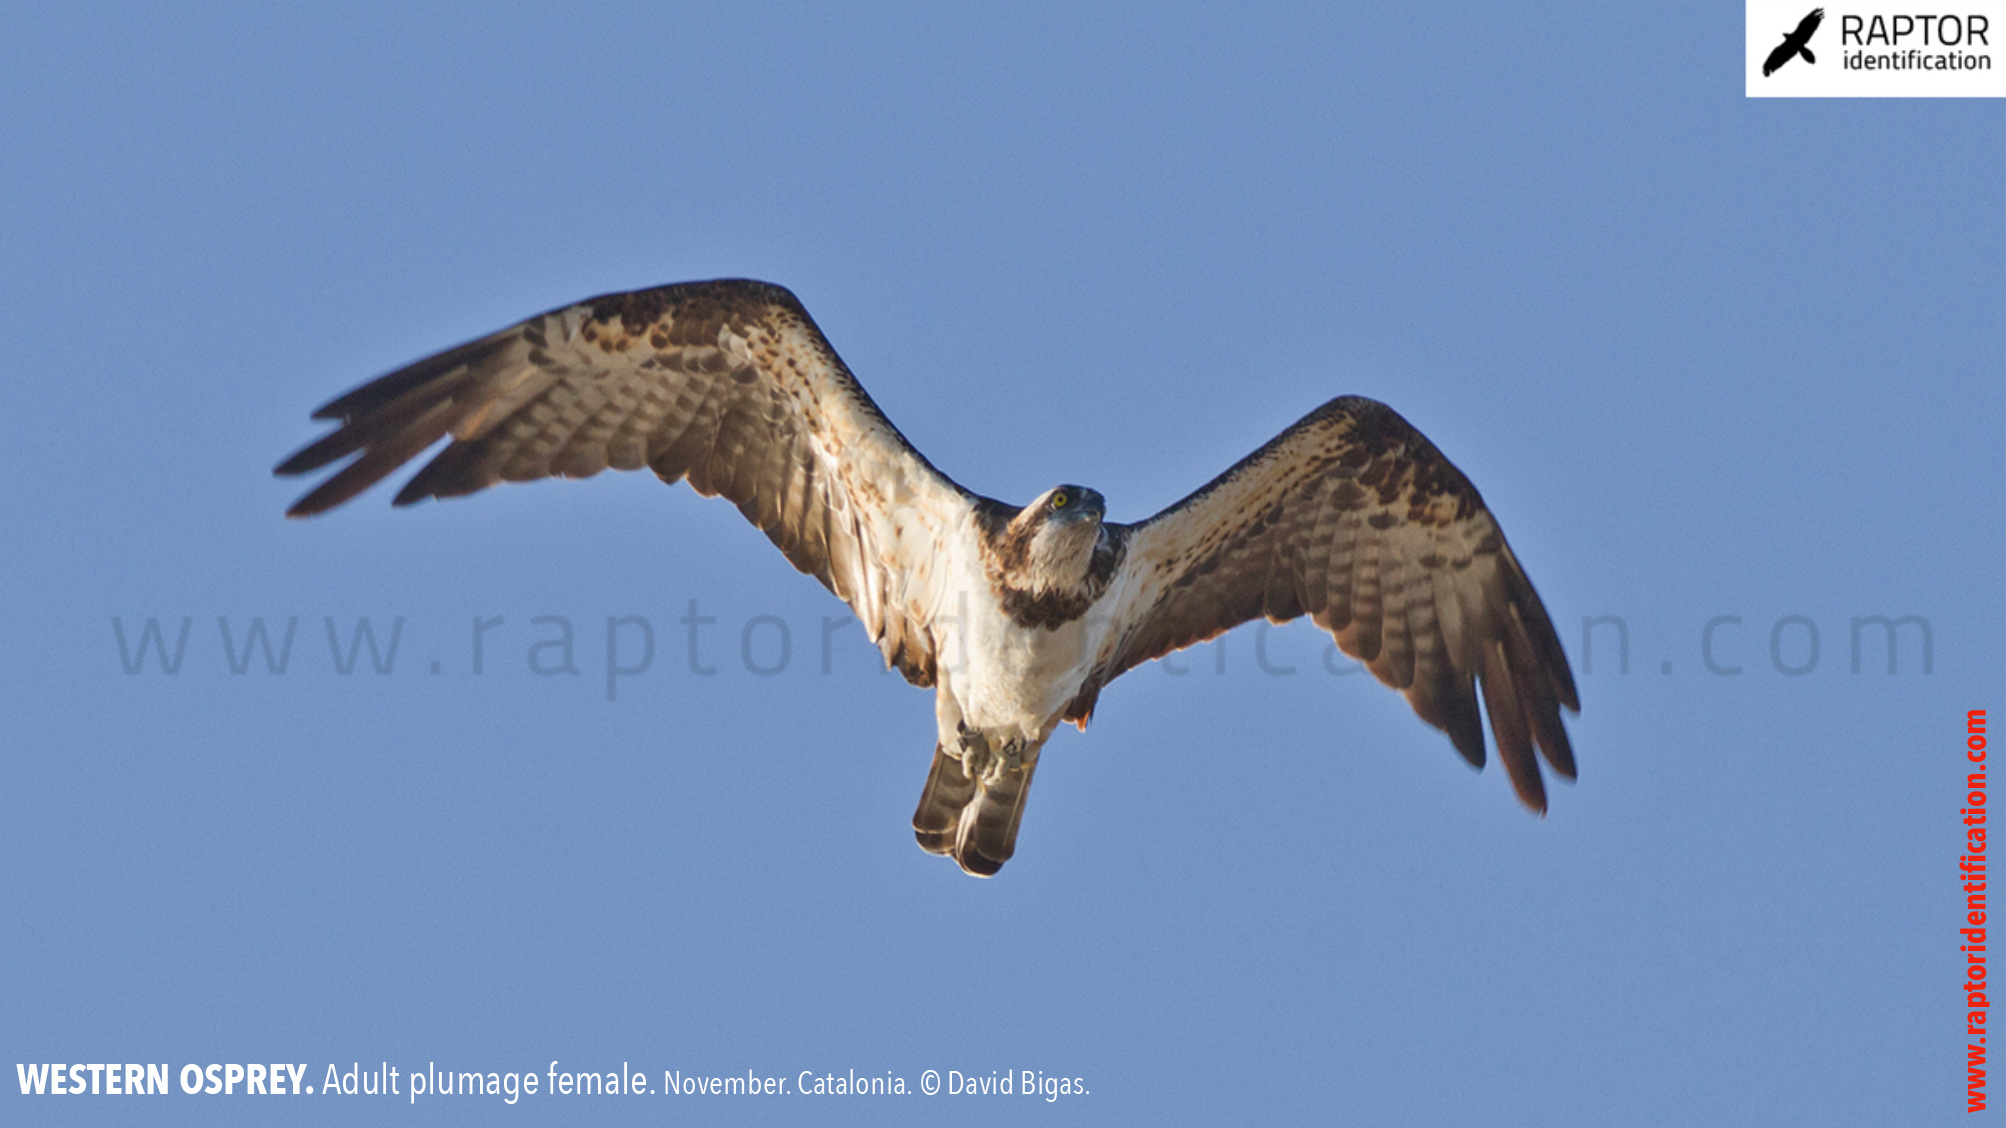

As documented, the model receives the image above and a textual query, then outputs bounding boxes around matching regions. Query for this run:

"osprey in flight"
[278,279,1579,876]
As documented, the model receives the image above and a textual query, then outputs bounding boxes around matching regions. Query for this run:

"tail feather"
[912,744,976,856]
[956,754,1038,876]
[910,744,1041,877]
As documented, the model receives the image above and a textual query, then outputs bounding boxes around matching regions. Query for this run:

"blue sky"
[3,3,2001,1125]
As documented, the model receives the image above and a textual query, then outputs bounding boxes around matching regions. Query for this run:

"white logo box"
[1747,1,2006,96]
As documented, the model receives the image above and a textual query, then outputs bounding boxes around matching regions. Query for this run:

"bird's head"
[1028,484,1105,523]
[1008,485,1107,592]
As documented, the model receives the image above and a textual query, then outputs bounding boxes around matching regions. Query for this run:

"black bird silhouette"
[1763,8,1824,76]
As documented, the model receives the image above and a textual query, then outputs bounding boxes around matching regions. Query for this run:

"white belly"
[931,546,1118,742]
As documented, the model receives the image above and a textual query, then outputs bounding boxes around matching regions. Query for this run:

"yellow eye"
[1050,491,1069,510]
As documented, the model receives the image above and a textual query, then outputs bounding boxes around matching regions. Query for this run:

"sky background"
[3,3,2001,1125]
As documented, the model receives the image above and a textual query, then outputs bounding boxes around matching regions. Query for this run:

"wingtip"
[272,439,337,479]
[1505,751,1550,815]
[281,475,369,519]
[1508,769,1548,815]
[283,485,338,519]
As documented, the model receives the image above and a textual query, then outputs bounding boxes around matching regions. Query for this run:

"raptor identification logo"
[1746,0,2006,95]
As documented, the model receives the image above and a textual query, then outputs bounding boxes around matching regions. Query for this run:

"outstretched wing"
[276,278,968,685]
[1794,8,1824,40]
[1074,396,1578,810]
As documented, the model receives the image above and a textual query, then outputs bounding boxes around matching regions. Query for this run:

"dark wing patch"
[276,278,967,686]
[1079,396,1578,811]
